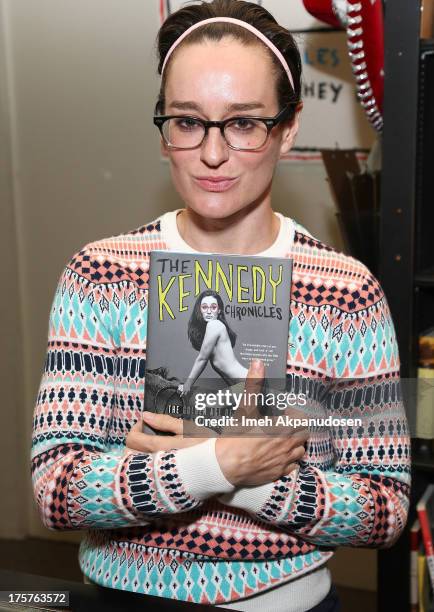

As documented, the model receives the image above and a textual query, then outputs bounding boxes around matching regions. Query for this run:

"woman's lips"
[194,177,238,192]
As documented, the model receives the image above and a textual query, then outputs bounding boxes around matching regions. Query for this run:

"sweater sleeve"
[217,275,411,549]
[31,250,235,531]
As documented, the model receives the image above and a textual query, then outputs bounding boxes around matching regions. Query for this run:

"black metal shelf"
[378,1,426,610]
[415,268,434,287]
[413,454,434,472]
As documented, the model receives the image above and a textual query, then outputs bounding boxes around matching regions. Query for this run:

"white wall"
[0,0,27,539]
[0,0,374,588]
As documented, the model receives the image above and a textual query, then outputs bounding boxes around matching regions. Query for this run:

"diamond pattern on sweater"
[30,217,411,606]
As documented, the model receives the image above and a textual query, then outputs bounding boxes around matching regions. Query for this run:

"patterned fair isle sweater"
[31,209,411,608]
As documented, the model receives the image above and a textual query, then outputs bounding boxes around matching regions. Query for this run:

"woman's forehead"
[165,40,277,111]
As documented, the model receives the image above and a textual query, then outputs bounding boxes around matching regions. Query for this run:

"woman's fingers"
[234,359,264,421]
[215,423,310,486]
[288,445,306,463]
[286,462,299,475]
[129,420,143,433]
[126,431,196,453]
[126,415,201,453]
[126,414,182,451]
[142,412,184,434]
[125,420,157,452]
[244,359,264,396]
[125,413,213,453]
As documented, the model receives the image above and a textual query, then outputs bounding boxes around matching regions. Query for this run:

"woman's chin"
[187,198,245,221]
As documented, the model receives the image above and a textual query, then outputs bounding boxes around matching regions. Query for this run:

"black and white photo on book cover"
[144,250,293,434]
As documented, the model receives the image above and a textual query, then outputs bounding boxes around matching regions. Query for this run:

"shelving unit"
[378,0,434,609]
[415,270,434,288]
[413,453,434,473]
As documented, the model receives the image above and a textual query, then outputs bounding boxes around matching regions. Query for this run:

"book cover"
[143,250,293,435]
[416,327,434,440]
[417,484,434,594]
[420,327,434,366]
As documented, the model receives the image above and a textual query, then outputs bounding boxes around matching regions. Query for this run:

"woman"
[31,1,410,611]
[177,290,248,397]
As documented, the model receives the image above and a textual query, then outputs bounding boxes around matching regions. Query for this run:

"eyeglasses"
[153,106,293,151]
[200,303,219,312]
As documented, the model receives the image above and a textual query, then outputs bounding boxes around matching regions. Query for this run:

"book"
[411,518,420,611]
[143,250,293,435]
[420,327,434,366]
[417,484,434,594]
[416,327,434,442]
[419,552,434,612]
[421,0,434,39]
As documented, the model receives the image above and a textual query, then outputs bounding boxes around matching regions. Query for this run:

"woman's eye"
[174,118,201,131]
[231,118,255,130]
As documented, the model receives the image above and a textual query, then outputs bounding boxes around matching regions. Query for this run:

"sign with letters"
[285,31,375,156]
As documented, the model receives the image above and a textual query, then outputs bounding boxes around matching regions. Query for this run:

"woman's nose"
[200,127,229,166]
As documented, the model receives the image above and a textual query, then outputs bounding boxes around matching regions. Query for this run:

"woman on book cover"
[31,1,410,611]
[177,290,248,397]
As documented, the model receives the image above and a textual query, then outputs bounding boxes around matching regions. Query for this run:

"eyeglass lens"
[162,117,269,150]
[200,303,219,311]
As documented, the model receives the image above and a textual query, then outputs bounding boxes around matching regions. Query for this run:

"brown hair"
[155,0,302,119]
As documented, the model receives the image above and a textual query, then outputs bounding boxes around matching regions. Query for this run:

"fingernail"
[251,359,262,371]
[143,411,155,420]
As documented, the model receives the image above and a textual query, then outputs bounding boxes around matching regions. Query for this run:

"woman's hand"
[215,360,309,487]
[125,412,210,453]
[126,360,309,484]
[177,381,191,397]
[216,427,308,487]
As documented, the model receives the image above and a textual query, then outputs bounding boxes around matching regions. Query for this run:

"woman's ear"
[279,102,303,157]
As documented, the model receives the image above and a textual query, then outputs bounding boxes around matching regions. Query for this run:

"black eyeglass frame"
[153,105,295,151]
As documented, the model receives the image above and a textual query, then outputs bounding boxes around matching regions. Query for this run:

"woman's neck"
[176,202,280,255]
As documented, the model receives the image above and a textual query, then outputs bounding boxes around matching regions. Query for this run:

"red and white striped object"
[302,0,384,131]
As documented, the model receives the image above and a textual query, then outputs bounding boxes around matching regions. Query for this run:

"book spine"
[420,0,434,38]
[142,253,172,435]
[419,553,427,612]
[418,506,434,591]
[410,522,420,609]
[410,556,418,610]
[416,366,434,439]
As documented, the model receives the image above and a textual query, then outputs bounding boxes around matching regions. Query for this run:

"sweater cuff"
[217,481,276,514]
[217,465,301,516]
[176,438,236,501]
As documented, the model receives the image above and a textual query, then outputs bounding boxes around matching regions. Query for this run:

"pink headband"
[161,16,295,91]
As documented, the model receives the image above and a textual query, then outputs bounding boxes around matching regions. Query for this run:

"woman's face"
[200,296,220,321]
[163,38,299,220]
